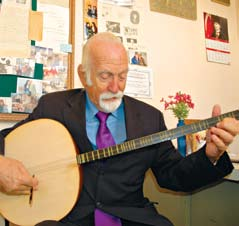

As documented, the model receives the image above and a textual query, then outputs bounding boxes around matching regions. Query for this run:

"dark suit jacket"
[0,89,233,226]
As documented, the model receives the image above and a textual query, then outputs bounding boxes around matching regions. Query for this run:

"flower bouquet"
[160,91,195,156]
[160,91,194,120]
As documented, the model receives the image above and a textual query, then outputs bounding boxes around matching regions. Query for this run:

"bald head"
[81,32,127,84]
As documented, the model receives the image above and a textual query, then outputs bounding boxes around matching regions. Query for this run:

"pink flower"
[160,91,195,120]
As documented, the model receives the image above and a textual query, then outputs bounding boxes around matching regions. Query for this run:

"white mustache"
[100,91,123,100]
[99,91,124,113]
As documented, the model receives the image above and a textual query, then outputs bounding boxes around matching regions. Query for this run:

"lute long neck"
[77,109,239,164]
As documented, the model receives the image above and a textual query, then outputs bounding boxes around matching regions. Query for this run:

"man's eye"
[119,74,127,81]
[99,73,110,80]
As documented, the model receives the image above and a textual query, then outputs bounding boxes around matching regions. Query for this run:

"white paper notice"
[124,66,153,99]
[0,3,31,58]
[36,2,69,52]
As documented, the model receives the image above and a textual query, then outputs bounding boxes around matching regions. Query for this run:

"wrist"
[207,155,220,165]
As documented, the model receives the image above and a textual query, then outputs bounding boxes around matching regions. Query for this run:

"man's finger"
[212,104,221,117]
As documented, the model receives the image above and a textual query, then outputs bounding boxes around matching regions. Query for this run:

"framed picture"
[211,0,230,6]
[149,0,197,20]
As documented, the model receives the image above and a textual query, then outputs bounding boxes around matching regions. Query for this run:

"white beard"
[99,91,123,113]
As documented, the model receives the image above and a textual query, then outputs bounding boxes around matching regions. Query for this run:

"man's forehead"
[93,55,128,63]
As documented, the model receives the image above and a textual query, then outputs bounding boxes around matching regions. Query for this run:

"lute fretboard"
[77,109,239,164]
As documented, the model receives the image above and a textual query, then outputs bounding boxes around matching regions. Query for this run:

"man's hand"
[0,155,38,195]
[206,105,239,163]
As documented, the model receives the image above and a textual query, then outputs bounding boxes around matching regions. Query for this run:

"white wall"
[1,0,239,148]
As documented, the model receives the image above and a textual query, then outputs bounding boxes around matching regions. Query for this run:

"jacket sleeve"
[135,102,235,192]
[151,141,234,192]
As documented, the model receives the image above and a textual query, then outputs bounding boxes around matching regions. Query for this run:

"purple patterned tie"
[96,111,115,149]
[95,111,122,226]
[95,209,122,226]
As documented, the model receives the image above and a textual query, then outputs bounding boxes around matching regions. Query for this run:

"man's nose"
[108,76,120,93]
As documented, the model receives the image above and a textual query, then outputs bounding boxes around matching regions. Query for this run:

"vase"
[177,119,187,157]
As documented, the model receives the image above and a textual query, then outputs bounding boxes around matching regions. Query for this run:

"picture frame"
[0,0,75,121]
[211,0,230,6]
[149,0,197,20]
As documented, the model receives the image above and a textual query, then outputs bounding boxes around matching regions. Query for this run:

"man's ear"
[78,64,86,87]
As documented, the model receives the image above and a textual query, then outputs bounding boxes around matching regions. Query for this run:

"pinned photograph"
[0,97,12,113]
[13,58,35,77]
[86,1,97,19]
[129,50,147,67]
[31,46,53,66]
[106,21,120,33]
[11,93,38,113]
[126,38,137,49]
[0,57,14,74]
[84,20,98,40]
[43,52,68,92]
[17,78,42,97]
[12,77,42,113]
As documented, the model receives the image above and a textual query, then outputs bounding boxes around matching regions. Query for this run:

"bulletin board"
[0,0,75,121]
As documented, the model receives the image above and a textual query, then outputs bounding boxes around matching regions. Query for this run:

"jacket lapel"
[62,89,93,154]
[123,96,143,141]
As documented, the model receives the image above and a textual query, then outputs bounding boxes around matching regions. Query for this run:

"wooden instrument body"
[0,119,81,226]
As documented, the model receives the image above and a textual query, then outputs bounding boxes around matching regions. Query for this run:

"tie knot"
[96,111,109,123]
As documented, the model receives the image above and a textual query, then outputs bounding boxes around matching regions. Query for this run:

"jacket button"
[96,202,102,207]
